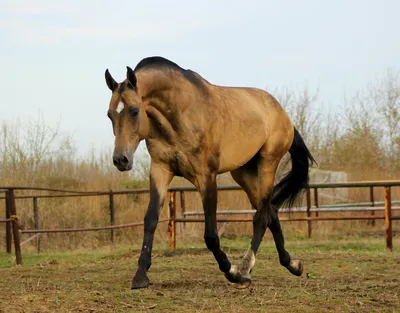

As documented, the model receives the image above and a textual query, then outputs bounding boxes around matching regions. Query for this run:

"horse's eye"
[129,107,139,117]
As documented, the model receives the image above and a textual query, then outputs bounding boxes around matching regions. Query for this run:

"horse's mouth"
[115,164,132,172]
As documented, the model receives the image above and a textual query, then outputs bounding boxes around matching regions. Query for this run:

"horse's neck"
[141,84,181,149]
[139,70,203,157]
[140,70,191,118]
[138,70,176,100]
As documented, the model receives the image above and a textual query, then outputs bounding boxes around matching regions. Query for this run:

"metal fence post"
[370,186,375,226]
[306,188,312,238]
[384,186,392,252]
[8,189,22,265]
[33,197,40,253]
[314,188,319,217]
[169,191,176,250]
[5,191,12,253]
[109,190,115,243]
[180,191,186,231]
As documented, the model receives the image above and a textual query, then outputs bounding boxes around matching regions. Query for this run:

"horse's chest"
[146,140,195,177]
[169,149,200,178]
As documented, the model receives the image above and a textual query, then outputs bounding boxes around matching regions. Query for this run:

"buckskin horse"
[104,56,315,289]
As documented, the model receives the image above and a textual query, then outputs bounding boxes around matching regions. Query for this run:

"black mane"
[134,56,183,72]
[133,56,207,91]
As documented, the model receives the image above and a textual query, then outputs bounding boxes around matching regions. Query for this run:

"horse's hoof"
[131,274,150,289]
[286,259,303,277]
[225,265,252,288]
[224,265,243,284]
[234,276,252,289]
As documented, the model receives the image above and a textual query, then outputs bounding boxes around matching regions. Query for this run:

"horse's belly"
[217,132,266,173]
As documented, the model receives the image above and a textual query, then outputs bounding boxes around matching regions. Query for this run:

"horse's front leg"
[131,162,173,289]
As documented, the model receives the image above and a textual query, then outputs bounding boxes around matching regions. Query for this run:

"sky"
[1,0,400,159]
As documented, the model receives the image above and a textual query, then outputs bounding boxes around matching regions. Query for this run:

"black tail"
[271,127,316,209]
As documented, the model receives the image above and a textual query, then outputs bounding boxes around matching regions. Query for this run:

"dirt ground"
[1,237,399,313]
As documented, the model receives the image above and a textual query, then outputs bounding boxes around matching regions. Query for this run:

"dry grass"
[0,183,399,252]
[0,237,399,313]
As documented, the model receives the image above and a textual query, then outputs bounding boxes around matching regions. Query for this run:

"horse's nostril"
[121,156,129,166]
[113,157,119,166]
[113,156,129,168]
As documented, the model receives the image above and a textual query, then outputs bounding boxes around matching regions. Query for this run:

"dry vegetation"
[0,69,399,251]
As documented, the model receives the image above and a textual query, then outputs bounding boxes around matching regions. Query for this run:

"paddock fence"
[0,181,399,265]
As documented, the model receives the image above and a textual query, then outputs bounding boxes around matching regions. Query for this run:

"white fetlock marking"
[240,248,256,275]
[290,259,300,270]
[116,101,124,113]
[247,249,256,269]
[229,265,240,275]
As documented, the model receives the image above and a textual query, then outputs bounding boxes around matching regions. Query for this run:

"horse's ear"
[126,66,137,89]
[105,69,117,92]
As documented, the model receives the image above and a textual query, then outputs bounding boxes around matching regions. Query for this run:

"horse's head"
[105,67,149,172]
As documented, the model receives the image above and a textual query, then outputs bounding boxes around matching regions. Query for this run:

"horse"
[104,56,316,289]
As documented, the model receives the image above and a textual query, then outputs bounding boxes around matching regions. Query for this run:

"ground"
[0,237,399,313]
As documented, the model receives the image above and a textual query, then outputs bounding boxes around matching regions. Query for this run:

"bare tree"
[273,84,323,151]
[271,84,324,180]
[370,69,400,172]
[0,112,75,185]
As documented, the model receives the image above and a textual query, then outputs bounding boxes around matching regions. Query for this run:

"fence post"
[370,186,375,226]
[180,191,186,231]
[109,190,115,244]
[384,186,392,252]
[5,192,12,254]
[306,188,312,238]
[169,191,176,250]
[313,188,319,217]
[33,197,40,253]
[8,189,22,265]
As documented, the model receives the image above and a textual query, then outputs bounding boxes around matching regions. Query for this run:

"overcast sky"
[1,0,399,157]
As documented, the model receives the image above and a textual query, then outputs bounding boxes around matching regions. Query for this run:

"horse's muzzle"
[113,155,132,171]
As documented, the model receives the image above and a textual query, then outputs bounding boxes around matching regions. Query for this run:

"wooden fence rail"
[1,181,399,265]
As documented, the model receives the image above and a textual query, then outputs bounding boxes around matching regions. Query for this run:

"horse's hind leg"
[231,154,279,283]
[231,153,302,284]
[269,207,303,276]
[230,164,260,283]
